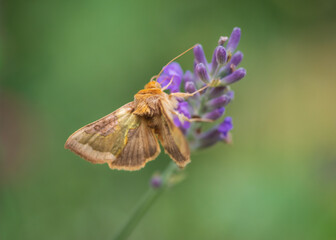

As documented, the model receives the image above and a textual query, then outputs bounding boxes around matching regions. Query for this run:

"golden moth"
[65,46,209,171]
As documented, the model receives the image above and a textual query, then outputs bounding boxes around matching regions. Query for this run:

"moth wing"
[108,119,161,171]
[156,102,190,168]
[65,102,140,164]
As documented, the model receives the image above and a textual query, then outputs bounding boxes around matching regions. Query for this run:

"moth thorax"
[133,94,162,118]
[145,81,161,89]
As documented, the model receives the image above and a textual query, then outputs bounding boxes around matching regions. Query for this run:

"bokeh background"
[1,0,336,239]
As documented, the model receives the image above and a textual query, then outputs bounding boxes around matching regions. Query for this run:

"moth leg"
[161,76,175,91]
[188,117,213,123]
[170,85,208,99]
[172,110,213,123]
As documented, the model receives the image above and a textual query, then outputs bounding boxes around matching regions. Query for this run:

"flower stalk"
[113,162,178,240]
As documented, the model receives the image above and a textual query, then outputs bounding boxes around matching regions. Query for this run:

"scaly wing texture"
[65,102,140,164]
[109,119,160,171]
[65,102,161,170]
[156,103,190,168]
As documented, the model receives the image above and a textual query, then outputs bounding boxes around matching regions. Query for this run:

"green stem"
[113,161,178,240]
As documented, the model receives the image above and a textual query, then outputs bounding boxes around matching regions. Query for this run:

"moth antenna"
[151,44,197,82]
[161,76,175,91]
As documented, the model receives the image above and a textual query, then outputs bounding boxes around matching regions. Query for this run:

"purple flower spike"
[227,27,241,52]
[216,46,227,65]
[195,63,210,83]
[154,28,245,150]
[218,117,233,139]
[221,68,246,85]
[193,44,208,65]
[206,95,231,109]
[203,107,225,120]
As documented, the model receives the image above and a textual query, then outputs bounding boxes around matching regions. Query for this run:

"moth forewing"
[108,119,161,171]
[156,101,191,168]
[64,102,139,164]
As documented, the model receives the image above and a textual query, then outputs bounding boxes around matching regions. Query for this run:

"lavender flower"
[160,27,246,149]
[173,101,191,134]
[157,62,183,93]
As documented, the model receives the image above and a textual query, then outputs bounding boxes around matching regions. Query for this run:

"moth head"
[145,81,161,89]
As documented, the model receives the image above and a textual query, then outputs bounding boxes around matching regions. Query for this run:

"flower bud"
[221,68,246,85]
[203,107,225,120]
[195,63,210,83]
[208,86,227,98]
[230,51,243,66]
[196,129,221,149]
[193,44,208,65]
[206,95,231,109]
[211,47,219,74]
[185,81,197,94]
[216,46,227,65]
[227,27,241,52]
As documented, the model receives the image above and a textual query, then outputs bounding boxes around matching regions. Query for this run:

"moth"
[65,46,209,171]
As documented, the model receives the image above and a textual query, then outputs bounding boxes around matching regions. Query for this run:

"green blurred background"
[1,0,336,239]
